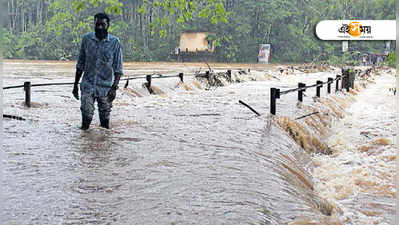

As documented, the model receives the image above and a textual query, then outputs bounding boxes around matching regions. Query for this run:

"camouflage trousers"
[80,93,112,122]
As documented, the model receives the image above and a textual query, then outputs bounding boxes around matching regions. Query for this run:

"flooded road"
[2,60,396,224]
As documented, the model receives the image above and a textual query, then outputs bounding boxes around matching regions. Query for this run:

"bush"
[386,52,396,68]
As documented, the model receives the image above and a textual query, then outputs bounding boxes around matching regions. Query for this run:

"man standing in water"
[72,12,123,130]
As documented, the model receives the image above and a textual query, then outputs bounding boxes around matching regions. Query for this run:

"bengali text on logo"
[315,20,395,40]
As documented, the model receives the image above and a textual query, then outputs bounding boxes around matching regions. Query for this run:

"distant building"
[171,32,215,62]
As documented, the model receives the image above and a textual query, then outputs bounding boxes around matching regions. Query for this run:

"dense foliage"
[386,52,396,68]
[1,0,396,63]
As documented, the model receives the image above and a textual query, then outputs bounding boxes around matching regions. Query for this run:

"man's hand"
[107,86,117,102]
[72,84,79,100]
[108,72,121,102]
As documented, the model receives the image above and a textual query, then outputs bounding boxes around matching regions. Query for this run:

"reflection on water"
[2,61,395,224]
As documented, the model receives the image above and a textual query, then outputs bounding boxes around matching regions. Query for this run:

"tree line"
[1,0,395,63]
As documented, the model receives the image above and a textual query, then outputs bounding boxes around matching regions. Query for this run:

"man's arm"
[72,69,83,100]
[111,72,122,89]
[75,69,83,84]
[73,36,86,100]
[108,40,123,102]
[112,38,123,86]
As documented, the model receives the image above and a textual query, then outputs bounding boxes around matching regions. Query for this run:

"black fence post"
[270,88,280,115]
[327,78,333,94]
[146,75,153,94]
[24,81,31,107]
[206,71,210,79]
[336,75,340,92]
[341,70,347,91]
[341,76,345,90]
[146,75,152,87]
[227,70,232,82]
[316,80,323,97]
[298,82,306,102]
[124,77,129,88]
[178,73,184,82]
[342,68,353,92]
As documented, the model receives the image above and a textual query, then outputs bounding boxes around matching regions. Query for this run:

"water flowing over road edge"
[309,68,396,225]
[3,61,396,224]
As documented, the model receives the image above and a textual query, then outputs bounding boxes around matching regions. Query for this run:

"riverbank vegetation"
[1,0,395,63]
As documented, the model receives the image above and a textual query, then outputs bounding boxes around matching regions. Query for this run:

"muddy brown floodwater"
[2,60,396,225]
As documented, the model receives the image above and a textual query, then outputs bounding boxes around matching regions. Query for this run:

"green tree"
[2,0,396,63]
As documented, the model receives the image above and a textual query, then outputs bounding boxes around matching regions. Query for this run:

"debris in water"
[295,112,319,120]
[238,100,261,116]
[3,114,26,121]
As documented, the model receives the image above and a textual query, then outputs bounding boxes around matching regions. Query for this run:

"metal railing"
[3,72,189,107]
[3,70,231,108]
[270,69,355,115]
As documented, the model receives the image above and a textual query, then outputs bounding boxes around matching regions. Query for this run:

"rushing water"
[312,69,397,225]
[2,60,396,224]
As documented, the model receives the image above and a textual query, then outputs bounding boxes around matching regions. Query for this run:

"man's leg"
[97,96,112,129]
[80,94,95,130]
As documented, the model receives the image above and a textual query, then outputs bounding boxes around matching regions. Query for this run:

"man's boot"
[81,117,92,130]
[100,118,110,129]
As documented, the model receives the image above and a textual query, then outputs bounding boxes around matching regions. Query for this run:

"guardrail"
[3,72,188,107]
[3,70,233,108]
[4,68,355,113]
[270,68,355,115]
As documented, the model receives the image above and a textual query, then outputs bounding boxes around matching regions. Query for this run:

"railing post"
[146,75,153,94]
[178,73,184,82]
[227,70,232,82]
[24,81,31,107]
[298,82,306,102]
[341,69,347,91]
[124,77,129,88]
[341,75,345,90]
[327,78,333,94]
[316,80,323,97]
[343,72,350,92]
[270,88,280,115]
[146,75,152,87]
[336,75,340,92]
